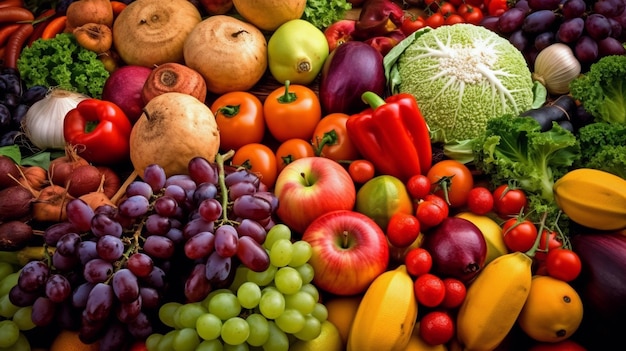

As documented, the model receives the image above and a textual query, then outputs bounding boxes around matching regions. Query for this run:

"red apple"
[274,156,356,235]
[302,210,390,296]
[324,19,356,52]
[101,65,152,124]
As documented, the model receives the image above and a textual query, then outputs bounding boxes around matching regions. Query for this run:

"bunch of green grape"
[0,262,36,351]
[146,224,329,351]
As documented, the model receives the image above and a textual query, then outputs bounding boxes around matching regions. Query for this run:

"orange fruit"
[419,311,455,346]
[50,329,100,351]
[413,273,446,308]
[324,295,362,347]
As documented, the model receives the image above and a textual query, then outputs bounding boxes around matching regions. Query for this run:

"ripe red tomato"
[311,113,360,162]
[545,248,582,282]
[492,184,528,219]
[458,4,484,25]
[416,194,449,229]
[445,14,465,25]
[466,186,494,215]
[425,12,445,28]
[386,212,421,248]
[426,160,474,208]
[406,174,432,201]
[488,0,510,16]
[232,143,278,189]
[405,247,433,277]
[502,218,538,252]
[535,229,562,261]
[211,91,265,152]
[348,159,375,184]
[438,1,457,16]
[275,138,315,172]
[401,14,427,36]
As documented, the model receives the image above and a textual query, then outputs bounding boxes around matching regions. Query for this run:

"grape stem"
[215,150,236,226]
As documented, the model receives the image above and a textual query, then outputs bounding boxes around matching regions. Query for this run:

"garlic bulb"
[532,43,581,95]
[22,88,89,150]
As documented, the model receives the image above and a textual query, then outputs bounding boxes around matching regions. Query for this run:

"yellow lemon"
[290,320,343,351]
[517,275,583,342]
[325,295,362,346]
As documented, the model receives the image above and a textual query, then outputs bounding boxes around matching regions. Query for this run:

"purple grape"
[143,235,175,260]
[83,258,113,283]
[77,240,99,265]
[184,263,212,303]
[214,224,239,258]
[85,282,114,321]
[497,8,527,33]
[224,168,260,187]
[66,199,95,232]
[56,233,81,256]
[575,35,599,63]
[594,0,626,17]
[183,217,214,239]
[139,287,160,309]
[585,14,612,40]
[528,0,561,10]
[480,16,501,33]
[118,195,150,218]
[127,312,153,340]
[18,260,50,292]
[598,36,626,56]
[198,198,222,222]
[232,193,273,220]
[145,213,172,236]
[116,298,142,323]
[9,284,40,307]
[557,17,585,43]
[205,251,233,288]
[163,184,187,204]
[52,251,79,271]
[608,18,623,39]
[236,218,267,244]
[154,195,178,217]
[72,282,95,308]
[31,296,57,326]
[561,0,587,19]
[143,266,167,289]
[165,174,197,193]
[534,31,556,50]
[91,213,123,238]
[126,252,154,278]
[192,182,218,204]
[143,164,166,192]
[184,231,215,259]
[43,222,78,246]
[165,227,185,245]
[125,181,153,199]
[96,235,125,262]
[515,0,531,12]
[99,321,129,351]
[509,29,530,51]
[188,156,219,185]
[237,236,271,272]
[522,10,557,34]
[112,268,139,303]
[79,310,107,344]
[228,180,258,200]
[45,273,72,303]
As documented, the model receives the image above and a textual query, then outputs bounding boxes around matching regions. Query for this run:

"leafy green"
[569,55,626,125]
[17,33,109,98]
[472,115,580,223]
[575,122,626,179]
[301,0,352,30]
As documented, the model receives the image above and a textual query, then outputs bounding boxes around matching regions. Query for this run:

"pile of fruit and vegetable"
[1,0,625,350]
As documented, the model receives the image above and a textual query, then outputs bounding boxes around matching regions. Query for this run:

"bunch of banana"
[456,251,533,351]
[347,264,418,351]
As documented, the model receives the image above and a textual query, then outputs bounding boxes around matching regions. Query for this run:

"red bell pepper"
[63,99,132,165]
[346,91,432,182]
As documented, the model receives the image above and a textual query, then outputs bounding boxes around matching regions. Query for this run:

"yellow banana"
[553,168,626,230]
[456,251,533,351]
[0,246,50,266]
[347,265,418,351]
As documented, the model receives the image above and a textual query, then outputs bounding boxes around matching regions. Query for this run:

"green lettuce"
[301,0,352,30]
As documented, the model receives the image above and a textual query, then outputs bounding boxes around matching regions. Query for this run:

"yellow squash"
[553,168,626,230]
[456,251,533,351]
[347,265,418,351]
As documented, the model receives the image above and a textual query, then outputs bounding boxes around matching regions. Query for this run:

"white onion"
[532,43,581,95]
[22,88,89,150]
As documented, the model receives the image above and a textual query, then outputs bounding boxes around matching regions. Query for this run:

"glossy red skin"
[324,19,356,52]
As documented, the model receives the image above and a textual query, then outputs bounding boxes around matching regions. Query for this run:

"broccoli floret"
[472,115,580,223]
[569,55,626,125]
[575,122,626,179]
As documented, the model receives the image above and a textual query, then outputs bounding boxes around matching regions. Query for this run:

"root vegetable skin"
[0,155,20,189]
[65,0,114,33]
[73,23,113,53]
[32,185,74,223]
[18,166,49,191]
[80,173,116,210]
[0,221,34,251]
[49,145,90,187]
[0,185,34,222]
[66,164,103,198]
[141,62,207,104]
[96,166,121,199]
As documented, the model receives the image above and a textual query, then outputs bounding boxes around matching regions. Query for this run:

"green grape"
[159,302,183,328]
[208,292,241,320]
[273,267,302,295]
[0,272,18,297]
[311,303,328,322]
[156,330,177,351]
[229,266,250,292]
[294,263,315,285]
[145,333,163,351]
[299,283,320,302]
[0,263,14,282]
[0,294,19,318]
[293,315,322,341]
[288,241,312,267]
[264,224,292,250]
[174,303,207,329]
[0,320,19,348]
[0,332,29,351]
[274,309,305,334]
[196,339,224,351]
[173,327,201,351]
[196,313,222,340]
[258,288,285,320]
[269,239,293,267]
[284,291,316,315]
[221,317,250,346]
[262,321,289,351]
[245,313,269,347]
[223,342,249,351]
[237,281,262,309]
[12,306,35,331]
[203,288,236,308]
[246,265,276,287]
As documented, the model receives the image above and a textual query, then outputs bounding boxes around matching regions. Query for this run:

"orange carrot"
[3,22,33,68]
[26,8,56,45]
[0,23,20,46]
[110,1,127,17]
[0,6,34,23]
[41,15,66,39]
[0,0,24,10]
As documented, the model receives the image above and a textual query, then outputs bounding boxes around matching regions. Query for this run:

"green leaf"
[0,145,22,164]
[22,151,54,170]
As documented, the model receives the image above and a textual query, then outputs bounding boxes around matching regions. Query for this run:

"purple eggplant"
[319,41,386,115]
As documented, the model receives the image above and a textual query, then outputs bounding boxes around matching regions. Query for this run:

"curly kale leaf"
[302,0,352,30]
[17,33,109,98]
[575,122,626,179]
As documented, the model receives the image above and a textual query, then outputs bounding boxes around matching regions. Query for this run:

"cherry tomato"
[405,247,433,277]
[407,174,432,201]
[387,212,421,248]
[348,159,375,184]
[545,248,582,282]
[466,186,494,215]
[275,138,315,172]
[232,143,278,189]
[488,0,510,16]
[444,13,466,25]
[502,218,538,253]
[535,229,563,261]
[458,4,484,25]
[401,15,427,36]
[264,81,322,142]
[426,160,474,208]
[426,12,445,28]
[311,113,360,162]
[492,184,528,219]
[211,91,265,152]
[416,194,449,229]
[438,1,457,16]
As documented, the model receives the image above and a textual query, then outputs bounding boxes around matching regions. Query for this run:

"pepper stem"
[277,80,297,104]
[361,91,386,109]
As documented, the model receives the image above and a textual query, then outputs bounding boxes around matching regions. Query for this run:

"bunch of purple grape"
[8,155,279,351]
[482,0,626,68]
